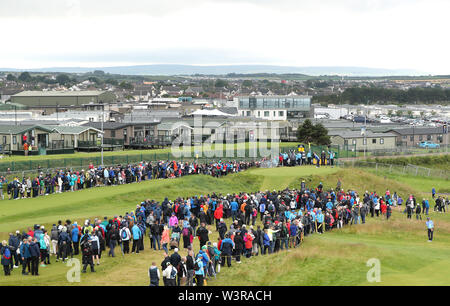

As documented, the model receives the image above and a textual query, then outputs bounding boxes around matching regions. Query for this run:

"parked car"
[418,141,440,149]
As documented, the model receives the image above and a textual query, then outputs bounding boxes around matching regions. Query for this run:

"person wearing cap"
[415,201,422,220]
[217,218,227,240]
[170,248,181,268]
[162,262,177,286]
[198,245,210,269]
[426,218,434,242]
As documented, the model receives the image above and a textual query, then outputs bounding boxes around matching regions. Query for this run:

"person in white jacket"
[119,226,131,254]
[162,262,177,286]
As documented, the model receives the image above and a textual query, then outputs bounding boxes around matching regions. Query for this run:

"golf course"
[0,164,449,286]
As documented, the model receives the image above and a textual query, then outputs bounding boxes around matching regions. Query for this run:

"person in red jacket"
[380,200,387,215]
[214,204,223,230]
[243,231,254,258]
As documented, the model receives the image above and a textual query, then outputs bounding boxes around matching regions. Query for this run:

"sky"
[0,0,449,74]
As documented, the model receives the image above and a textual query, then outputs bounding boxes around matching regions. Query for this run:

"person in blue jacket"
[20,238,31,275]
[220,234,235,268]
[316,209,324,234]
[29,237,41,276]
[262,230,271,255]
[131,223,142,254]
[289,222,298,248]
[230,200,238,221]
[259,202,266,221]
[326,200,334,210]
[71,224,80,255]
[194,257,205,286]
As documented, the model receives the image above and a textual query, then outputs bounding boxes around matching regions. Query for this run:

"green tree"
[56,74,71,85]
[296,119,315,144]
[311,123,331,145]
[18,72,32,82]
[105,78,118,86]
[88,77,102,84]
[242,80,253,87]
[387,110,393,117]
[119,81,134,90]
[214,79,228,88]
[396,110,403,116]
[6,74,17,81]
[297,119,331,145]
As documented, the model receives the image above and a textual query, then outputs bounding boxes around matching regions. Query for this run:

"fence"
[369,144,450,157]
[0,143,353,173]
[337,160,450,180]
[1,155,267,182]
[0,147,281,175]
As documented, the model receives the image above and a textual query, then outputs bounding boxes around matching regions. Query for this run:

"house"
[82,122,134,148]
[184,87,204,97]
[49,125,104,150]
[386,127,449,147]
[328,130,397,151]
[82,122,159,148]
[156,121,193,146]
[0,124,68,155]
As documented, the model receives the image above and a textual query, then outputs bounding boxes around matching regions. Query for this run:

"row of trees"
[5,72,132,89]
[312,87,450,105]
[7,72,77,86]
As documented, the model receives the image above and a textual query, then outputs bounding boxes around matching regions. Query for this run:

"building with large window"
[234,95,312,120]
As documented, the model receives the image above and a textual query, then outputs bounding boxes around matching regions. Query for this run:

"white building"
[234,95,312,121]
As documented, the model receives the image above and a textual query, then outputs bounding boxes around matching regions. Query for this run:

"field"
[0,165,449,286]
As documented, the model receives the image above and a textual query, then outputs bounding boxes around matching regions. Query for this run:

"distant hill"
[0,64,423,77]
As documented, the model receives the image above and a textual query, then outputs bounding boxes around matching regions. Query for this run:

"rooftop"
[12,90,107,97]
[328,130,397,139]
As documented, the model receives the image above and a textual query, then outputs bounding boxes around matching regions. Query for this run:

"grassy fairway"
[372,172,450,195]
[0,165,449,286]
